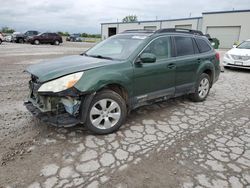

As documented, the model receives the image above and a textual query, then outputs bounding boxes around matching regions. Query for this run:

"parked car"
[24,28,220,134]
[27,32,63,45]
[0,32,4,44]
[4,35,12,42]
[223,39,250,69]
[12,30,39,43]
[66,33,83,42]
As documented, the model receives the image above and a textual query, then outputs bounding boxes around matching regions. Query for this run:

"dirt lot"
[0,42,249,188]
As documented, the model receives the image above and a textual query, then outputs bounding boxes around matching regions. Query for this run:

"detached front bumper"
[24,101,80,127]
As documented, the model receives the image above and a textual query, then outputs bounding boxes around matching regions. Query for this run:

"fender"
[74,62,133,96]
[196,60,215,84]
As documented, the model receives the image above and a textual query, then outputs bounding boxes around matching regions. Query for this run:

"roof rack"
[122,29,155,34]
[155,28,204,36]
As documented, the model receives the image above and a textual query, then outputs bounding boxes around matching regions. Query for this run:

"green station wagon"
[25,28,220,134]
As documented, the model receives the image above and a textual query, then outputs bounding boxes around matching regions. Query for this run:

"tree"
[1,27,15,33]
[81,33,88,37]
[122,15,138,23]
[57,31,69,36]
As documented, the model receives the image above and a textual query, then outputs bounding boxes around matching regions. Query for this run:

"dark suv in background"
[25,28,220,134]
[66,33,82,42]
[27,32,63,45]
[12,30,39,43]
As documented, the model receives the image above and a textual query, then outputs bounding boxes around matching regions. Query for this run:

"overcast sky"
[0,0,249,34]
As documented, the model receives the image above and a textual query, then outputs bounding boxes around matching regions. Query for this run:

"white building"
[101,9,250,48]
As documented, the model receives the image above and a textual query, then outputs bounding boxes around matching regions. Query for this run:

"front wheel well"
[98,84,129,105]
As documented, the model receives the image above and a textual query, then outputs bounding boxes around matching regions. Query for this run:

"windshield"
[237,41,250,49]
[85,34,147,60]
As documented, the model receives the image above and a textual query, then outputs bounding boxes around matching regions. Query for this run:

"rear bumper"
[24,101,80,127]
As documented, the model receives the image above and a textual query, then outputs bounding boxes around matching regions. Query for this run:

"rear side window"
[195,38,211,53]
[174,36,194,56]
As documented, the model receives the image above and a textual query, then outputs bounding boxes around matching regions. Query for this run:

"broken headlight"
[38,72,84,93]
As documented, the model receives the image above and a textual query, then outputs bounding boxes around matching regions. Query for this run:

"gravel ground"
[0,42,249,188]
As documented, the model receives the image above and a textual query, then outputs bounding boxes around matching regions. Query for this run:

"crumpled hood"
[25,55,120,82]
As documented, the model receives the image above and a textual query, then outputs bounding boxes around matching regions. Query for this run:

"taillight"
[215,52,220,61]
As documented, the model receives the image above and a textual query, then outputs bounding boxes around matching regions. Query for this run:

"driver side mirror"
[232,45,237,48]
[140,53,156,63]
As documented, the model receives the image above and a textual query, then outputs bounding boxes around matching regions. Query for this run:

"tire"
[34,40,40,45]
[18,38,24,43]
[54,40,60,45]
[190,73,211,102]
[85,90,127,134]
[0,39,2,44]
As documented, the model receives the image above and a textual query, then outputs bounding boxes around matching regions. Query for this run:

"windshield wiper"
[87,54,113,60]
[80,52,88,56]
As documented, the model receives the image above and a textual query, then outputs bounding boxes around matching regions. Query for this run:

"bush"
[81,33,101,38]
[57,31,70,36]
[212,38,220,45]
[233,41,240,45]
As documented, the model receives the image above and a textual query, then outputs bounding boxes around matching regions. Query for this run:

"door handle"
[197,58,201,63]
[167,63,176,69]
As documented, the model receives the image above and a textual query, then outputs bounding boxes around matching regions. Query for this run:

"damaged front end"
[24,74,90,127]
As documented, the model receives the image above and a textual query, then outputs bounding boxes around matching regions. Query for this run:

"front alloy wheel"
[85,90,126,134]
[90,99,121,129]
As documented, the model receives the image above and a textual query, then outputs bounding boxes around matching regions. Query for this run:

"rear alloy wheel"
[34,40,40,45]
[54,40,60,45]
[190,73,211,102]
[86,90,126,134]
[198,77,210,98]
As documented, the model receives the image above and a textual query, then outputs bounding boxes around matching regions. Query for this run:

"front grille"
[231,55,250,61]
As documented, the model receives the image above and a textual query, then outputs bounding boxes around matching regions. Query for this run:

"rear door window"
[174,36,195,56]
[41,33,48,37]
[195,38,212,53]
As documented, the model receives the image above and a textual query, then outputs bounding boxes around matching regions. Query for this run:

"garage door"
[206,26,240,48]
[175,25,192,29]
